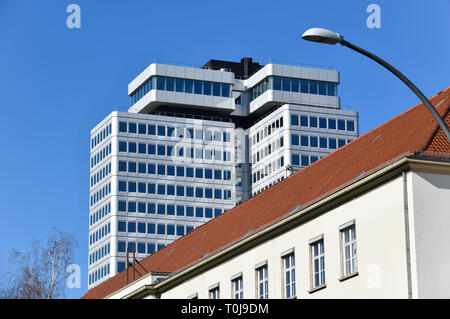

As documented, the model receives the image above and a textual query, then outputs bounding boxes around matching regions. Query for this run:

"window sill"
[338,272,359,282]
[308,284,327,294]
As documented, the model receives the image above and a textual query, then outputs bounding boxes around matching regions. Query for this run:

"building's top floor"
[127,58,341,119]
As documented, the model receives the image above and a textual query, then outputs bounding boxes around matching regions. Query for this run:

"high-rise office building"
[88,58,358,289]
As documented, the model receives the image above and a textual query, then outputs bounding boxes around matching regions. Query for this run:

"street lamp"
[301,28,450,142]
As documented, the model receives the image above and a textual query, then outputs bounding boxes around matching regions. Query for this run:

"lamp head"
[301,28,343,45]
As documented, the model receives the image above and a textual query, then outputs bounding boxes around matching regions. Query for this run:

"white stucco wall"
[409,170,450,298]
[160,176,410,299]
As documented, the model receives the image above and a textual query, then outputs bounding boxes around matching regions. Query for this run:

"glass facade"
[130,76,231,106]
[250,76,337,101]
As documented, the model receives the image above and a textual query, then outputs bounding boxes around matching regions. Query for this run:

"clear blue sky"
[0,0,448,298]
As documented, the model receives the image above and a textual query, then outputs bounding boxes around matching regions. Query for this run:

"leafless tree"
[0,228,78,299]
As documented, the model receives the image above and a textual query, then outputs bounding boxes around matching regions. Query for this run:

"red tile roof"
[82,87,450,299]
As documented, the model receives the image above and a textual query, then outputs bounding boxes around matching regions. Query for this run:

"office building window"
[328,118,336,130]
[347,120,355,132]
[291,115,298,126]
[119,122,127,133]
[291,134,299,146]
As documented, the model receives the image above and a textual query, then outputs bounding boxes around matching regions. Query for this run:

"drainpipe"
[402,171,413,299]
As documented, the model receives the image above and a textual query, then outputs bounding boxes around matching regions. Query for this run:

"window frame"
[230,273,243,299]
[339,220,358,280]
[309,235,326,293]
[281,249,296,299]
[208,283,220,299]
[255,261,269,299]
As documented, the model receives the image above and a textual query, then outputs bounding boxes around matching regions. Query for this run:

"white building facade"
[88,58,359,289]
[104,158,450,299]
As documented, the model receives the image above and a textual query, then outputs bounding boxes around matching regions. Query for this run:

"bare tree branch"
[0,228,78,299]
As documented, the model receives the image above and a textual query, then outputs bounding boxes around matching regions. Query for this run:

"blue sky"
[0,0,448,298]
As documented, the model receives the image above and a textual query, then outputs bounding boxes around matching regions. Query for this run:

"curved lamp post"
[301,28,450,142]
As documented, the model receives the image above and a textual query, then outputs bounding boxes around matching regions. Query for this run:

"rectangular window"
[327,82,336,96]
[318,81,327,95]
[136,162,146,174]
[119,141,127,152]
[157,184,165,195]
[256,265,268,299]
[309,80,318,94]
[232,276,243,299]
[138,223,146,233]
[300,115,308,127]
[212,82,221,96]
[291,115,298,126]
[301,155,310,166]
[157,224,165,235]
[176,225,185,236]
[221,83,230,97]
[176,205,185,216]
[194,81,202,94]
[175,78,184,92]
[319,137,327,149]
[127,222,136,233]
[148,203,155,214]
[209,285,220,299]
[128,182,136,192]
[128,123,137,133]
[156,76,165,90]
[138,123,146,134]
[341,224,357,277]
[291,154,299,166]
[283,253,296,298]
[185,79,193,93]
[328,118,336,130]
[195,207,203,217]
[291,79,299,92]
[166,77,174,91]
[282,77,291,91]
[310,238,325,289]
[300,79,309,93]
[272,77,281,91]
[347,120,355,132]
[319,117,327,129]
[291,134,299,146]
[148,124,156,135]
[119,122,127,133]
[138,183,146,193]
[301,135,309,146]
[203,82,212,95]
[167,224,175,235]
[167,165,175,176]
[118,221,126,232]
[329,138,337,149]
